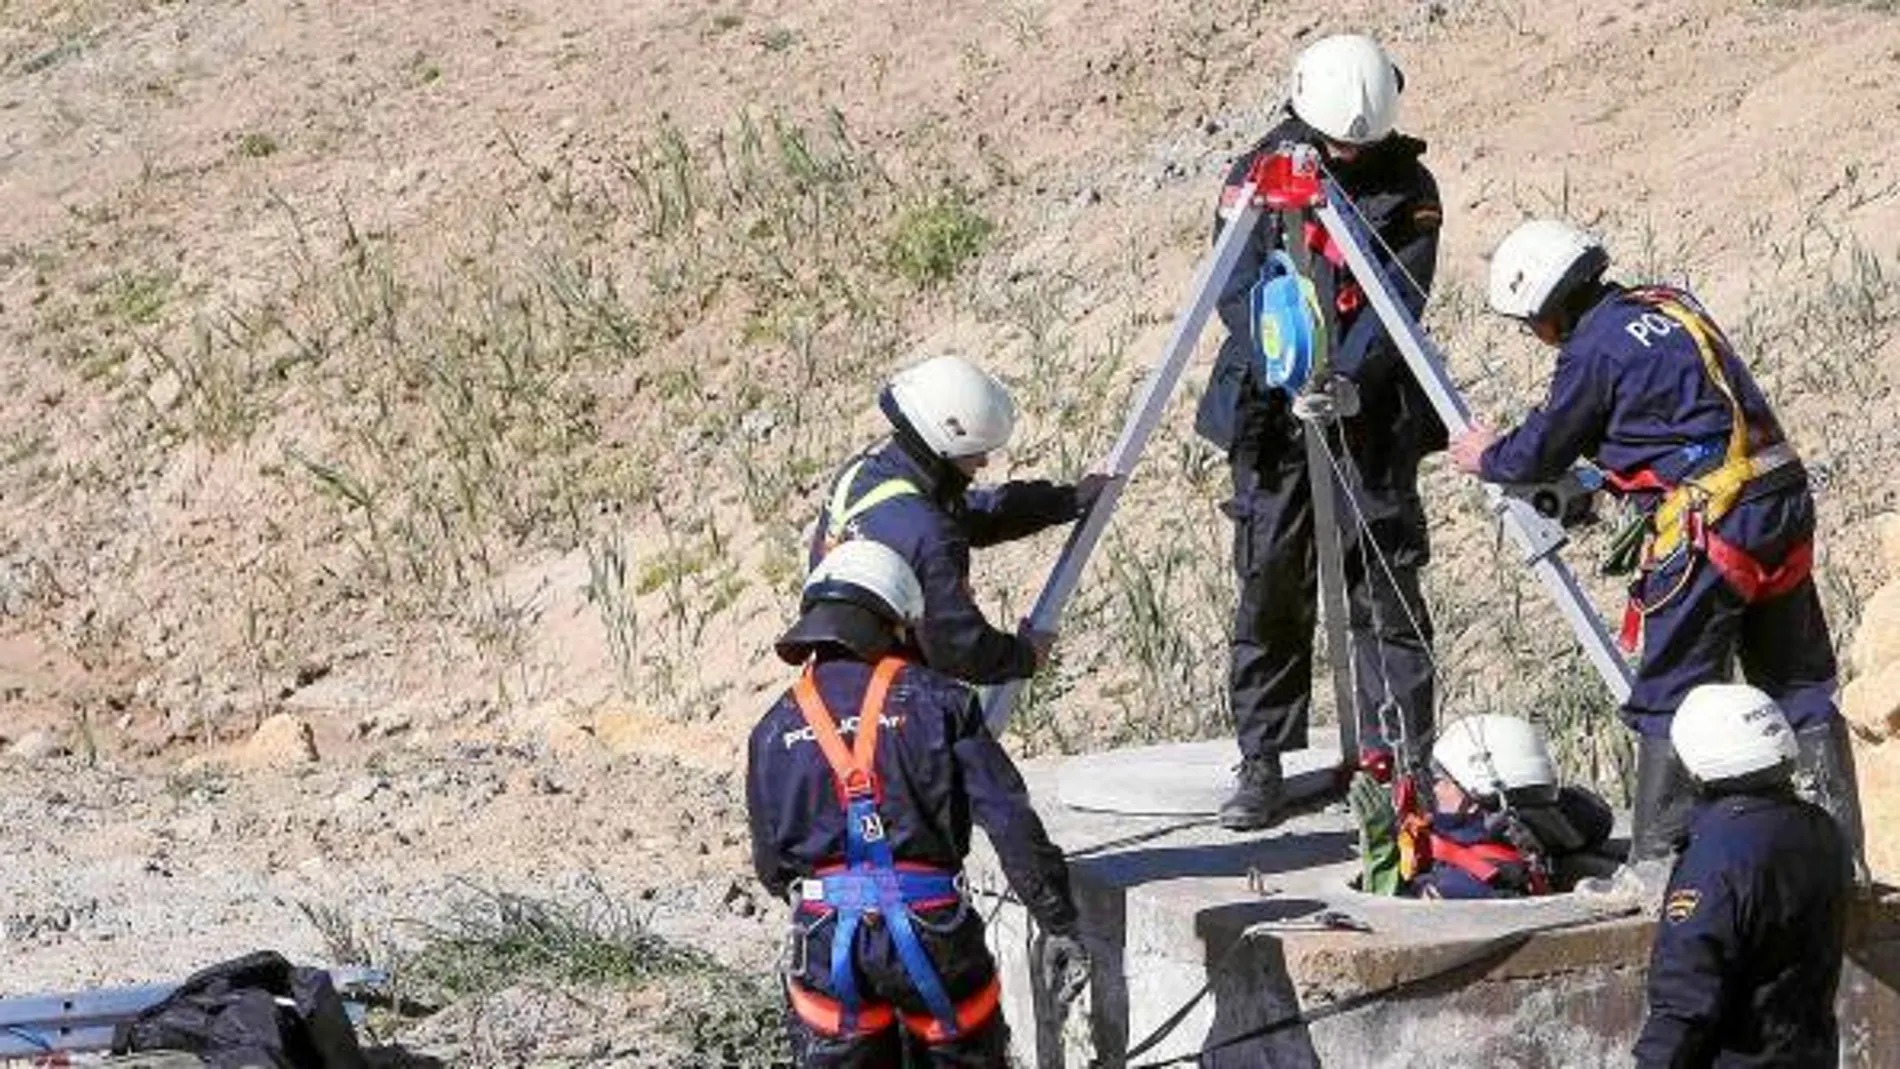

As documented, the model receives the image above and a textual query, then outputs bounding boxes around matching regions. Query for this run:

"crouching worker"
[1351,715,1616,899]
[1635,683,1848,1068]
[748,540,1089,1066]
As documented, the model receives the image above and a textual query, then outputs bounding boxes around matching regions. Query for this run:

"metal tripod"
[982,144,1634,745]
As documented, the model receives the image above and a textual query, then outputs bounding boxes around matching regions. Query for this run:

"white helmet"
[1287,34,1403,145]
[1434,715,1558,803]
[1671,684,1798,784]
[803,539,924,624]
[777,539,925,664]
[883,355,1017,459]
[1487,219,1611,321]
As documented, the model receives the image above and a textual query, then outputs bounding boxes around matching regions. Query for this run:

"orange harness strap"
[791,658,903,804]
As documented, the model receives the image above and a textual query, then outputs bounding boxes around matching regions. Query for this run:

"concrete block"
[1056,741,1341,815]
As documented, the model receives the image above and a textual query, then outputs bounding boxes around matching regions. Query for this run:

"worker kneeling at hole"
[1351,715,1615,899]
[748,540,1088,1067]
[1635,684,1847,1068]
[810,354,1111,686]
[1449,220,1865,878]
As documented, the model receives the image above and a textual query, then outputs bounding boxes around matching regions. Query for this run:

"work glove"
[1071,471,1119,516]
[1347,771,1403,896]
[1290,374,1360,422]
[1038,931,1090,1009]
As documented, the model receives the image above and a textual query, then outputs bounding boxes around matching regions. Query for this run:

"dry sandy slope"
[3,0,1900,1058]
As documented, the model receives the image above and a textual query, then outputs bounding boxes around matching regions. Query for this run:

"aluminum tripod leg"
[1309,185,1634,703]
[1304,422,1360,762]
[981,182,1269,731]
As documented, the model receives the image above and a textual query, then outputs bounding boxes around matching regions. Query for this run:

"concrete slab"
[970,741,1900,1068]
[1055,741,1341,815]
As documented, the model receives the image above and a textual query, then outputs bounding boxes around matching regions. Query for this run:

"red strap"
[790,658,906,803]
[1601,467,1675,495]
[1619,598,1643,654]
[1429,835,1550,895]
[901,975,1001,1044]
[1301,220,1347,267]
[786,978,896,1036]
[1703,534,1812,603]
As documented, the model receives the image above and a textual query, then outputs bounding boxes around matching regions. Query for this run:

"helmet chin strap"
[879,390,972,498]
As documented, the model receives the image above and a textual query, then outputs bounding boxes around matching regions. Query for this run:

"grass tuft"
[885,187,994,287]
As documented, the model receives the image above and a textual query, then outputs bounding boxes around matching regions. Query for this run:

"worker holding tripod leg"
[1451,219,1864,879]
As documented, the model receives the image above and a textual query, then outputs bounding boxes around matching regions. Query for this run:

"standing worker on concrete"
[812,354,1110,686]
[1634,684,1848,1067]
[1449,219,1864,871]
[749,540,1088,1065]
[1197,33,1447,830]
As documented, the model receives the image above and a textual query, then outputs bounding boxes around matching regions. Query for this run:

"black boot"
[1220,753,1286,831]
[1628,733,1697,864]
[1794,717,1869,887]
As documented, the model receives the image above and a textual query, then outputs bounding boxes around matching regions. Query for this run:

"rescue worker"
[1197,33,1446,830]
[1634,683,1848,1067]
[1450,219,1866,873]
[811,354,1110,685]
[1350,715,1615,899]
[749,540,1089,1066]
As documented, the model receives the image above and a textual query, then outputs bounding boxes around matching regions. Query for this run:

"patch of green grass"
[710,12,744,33]
[236,131,280,158]
[636,548,707,596]
[402,887,701,995]
[97,269,175,326]
[18,34,91,75]
[884,188,994,286]
[758,27,798,52]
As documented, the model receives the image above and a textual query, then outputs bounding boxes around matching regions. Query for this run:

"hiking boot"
[1219,753,1286,831]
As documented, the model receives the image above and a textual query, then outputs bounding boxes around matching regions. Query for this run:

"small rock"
[721,880,757,918]
[541,719,599,761]
[503,767,563,796]
[354,706,414,740]
[1849,582,1900,676]
[7,730,64,762]
[238,714,318,769]
[740,408,778,441]
[1843,662,1900,741]
[346,776,385,804]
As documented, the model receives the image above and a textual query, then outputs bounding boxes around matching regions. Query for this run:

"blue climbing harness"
[791,658,963,1037]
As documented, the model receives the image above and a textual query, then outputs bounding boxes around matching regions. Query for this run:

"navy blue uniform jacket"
[1634,790,1847,1068]
[809,442,1080,684]
[746,655,1079,934]
[1194,116,1446,480]
[1479,287,1786,493]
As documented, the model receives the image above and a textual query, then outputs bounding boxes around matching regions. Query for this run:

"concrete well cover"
[1055,740,1342,815]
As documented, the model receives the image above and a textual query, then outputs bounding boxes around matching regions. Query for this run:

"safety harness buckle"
[856,810,887,843]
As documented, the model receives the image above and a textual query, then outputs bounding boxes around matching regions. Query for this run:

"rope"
[1317,157,1509,391]
[1306,422,1439,775]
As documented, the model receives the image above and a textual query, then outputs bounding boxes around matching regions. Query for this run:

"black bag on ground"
[111,950,369,1069]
